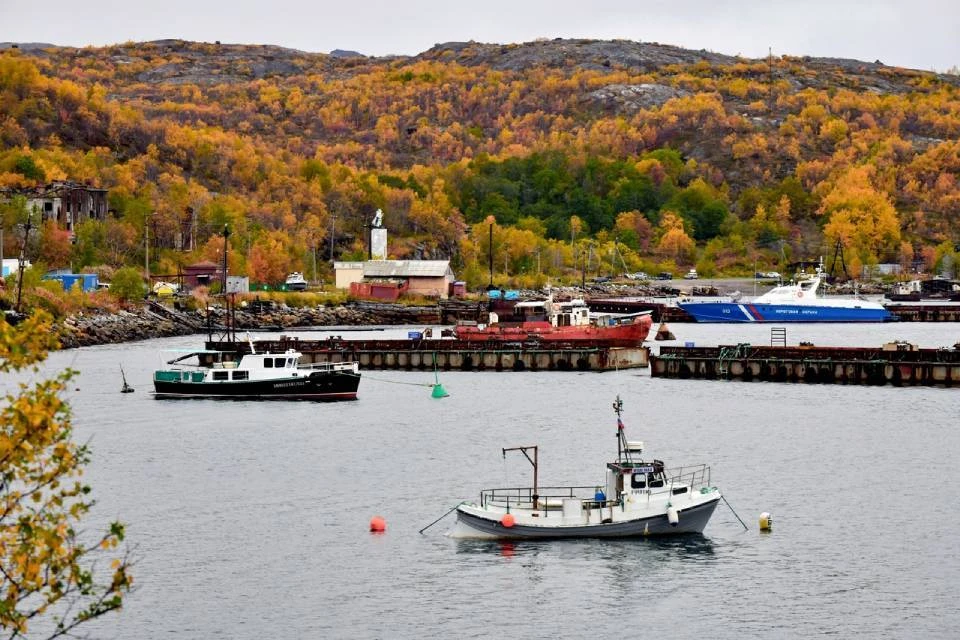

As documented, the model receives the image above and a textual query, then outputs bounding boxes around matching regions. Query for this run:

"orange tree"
[0,311,132,637]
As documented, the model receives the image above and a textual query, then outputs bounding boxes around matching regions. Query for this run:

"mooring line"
[419,502,465,534]
[721,494,749,531]
[361,374,435,388]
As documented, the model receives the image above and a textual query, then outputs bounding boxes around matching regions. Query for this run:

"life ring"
[797,291,804,298]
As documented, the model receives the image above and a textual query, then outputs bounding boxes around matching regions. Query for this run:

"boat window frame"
[212,370,229,381]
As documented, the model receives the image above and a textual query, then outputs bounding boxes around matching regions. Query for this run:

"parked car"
[624,272,649,280]
[656,272,673,280]
[683,269,699,280]
[764,271,781,279]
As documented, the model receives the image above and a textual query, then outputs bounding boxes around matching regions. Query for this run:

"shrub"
[110,267,146,301]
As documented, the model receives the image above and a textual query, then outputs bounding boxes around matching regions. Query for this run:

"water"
[7,322,960,638]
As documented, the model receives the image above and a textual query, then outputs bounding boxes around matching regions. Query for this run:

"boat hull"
[153,370,360,400]
[453,498,720,539]
[678,301,893,323]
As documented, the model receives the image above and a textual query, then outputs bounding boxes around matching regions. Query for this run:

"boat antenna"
[613,395,630,463]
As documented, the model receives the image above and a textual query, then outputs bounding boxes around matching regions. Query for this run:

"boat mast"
[503,445,538,506]
[613,395,631,463]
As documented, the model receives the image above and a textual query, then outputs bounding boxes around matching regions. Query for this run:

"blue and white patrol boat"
[678,269,894,323]
[451,397,721,539]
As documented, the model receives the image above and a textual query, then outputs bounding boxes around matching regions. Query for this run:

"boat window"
[648,472,664,488]
[212,371,228,381]
[182,372,190,381]
[287,358,295,367]
[264,358,273,368]
[276,357,287,367]
[232,371,249,380]
[631,473,646,489]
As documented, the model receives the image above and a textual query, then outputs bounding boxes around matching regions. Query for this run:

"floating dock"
[207,337,649,372]
[650,343,960,386]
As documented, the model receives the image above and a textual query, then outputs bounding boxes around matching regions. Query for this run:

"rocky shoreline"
[53,300,482,349]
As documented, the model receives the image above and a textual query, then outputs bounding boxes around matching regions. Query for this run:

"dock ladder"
[770,327,787,347]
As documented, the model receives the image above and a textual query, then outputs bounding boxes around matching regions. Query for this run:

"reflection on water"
[455,534,715,562]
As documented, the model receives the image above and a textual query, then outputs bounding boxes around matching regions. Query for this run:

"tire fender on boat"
[666,504,679,526]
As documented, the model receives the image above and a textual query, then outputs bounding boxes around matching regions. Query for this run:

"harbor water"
[7,321,960,638]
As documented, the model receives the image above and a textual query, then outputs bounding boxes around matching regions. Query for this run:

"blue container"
[43,273,99,292]
[684,341,695,348]
[408,331,423,340]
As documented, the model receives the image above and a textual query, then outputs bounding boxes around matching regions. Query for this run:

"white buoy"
[666,504,679,526]
[759,512,773,531]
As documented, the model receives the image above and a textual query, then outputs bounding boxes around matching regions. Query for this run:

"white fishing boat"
[451,397,721,539]
[285,272,307,291]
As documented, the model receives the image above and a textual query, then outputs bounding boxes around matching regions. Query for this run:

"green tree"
[0,311,132,637]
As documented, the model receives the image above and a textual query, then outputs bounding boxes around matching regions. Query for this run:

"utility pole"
[221,224,230,293]
[15,207,36,313]
[487,222,495,291]
[144,216,150,282]
[329,214,336,262]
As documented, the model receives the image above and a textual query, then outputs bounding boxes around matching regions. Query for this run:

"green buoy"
[431,353,448,398]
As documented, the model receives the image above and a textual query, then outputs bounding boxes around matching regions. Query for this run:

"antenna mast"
[613,395,631,463]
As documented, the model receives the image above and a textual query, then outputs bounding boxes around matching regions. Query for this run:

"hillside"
[1,37,958,292]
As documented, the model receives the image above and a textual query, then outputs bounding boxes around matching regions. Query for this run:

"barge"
[206,336,649,372]
[651,342,960,386]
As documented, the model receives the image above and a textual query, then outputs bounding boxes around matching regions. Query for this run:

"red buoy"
[500,513,515,528]
[369,515,386,532]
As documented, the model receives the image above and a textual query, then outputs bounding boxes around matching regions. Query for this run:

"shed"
[184,261,222,288]
[361,260,454,299]
[335,260,455,299]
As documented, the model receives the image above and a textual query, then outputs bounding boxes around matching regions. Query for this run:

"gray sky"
[3,0,958,71]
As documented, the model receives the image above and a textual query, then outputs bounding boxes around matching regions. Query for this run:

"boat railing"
[664,464,712,490]
[481,485,600,510]
[296,361,359,372]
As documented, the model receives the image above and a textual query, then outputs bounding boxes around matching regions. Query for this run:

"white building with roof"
[334,260,455,299]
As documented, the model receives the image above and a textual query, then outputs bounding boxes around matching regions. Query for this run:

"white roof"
[362,260,452,278]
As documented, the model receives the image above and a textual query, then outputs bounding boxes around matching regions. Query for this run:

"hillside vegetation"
[1,38,959,290]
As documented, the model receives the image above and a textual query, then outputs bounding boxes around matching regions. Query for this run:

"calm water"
[8,322,960,638]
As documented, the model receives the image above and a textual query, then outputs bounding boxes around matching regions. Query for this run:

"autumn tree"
[0,312,132,637]
[656,211,695,263]
[820,165,901,265]
[37,221,72,269]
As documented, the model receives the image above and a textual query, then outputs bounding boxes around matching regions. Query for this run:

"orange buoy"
[500,513,515,528]
[369,515,386,532]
